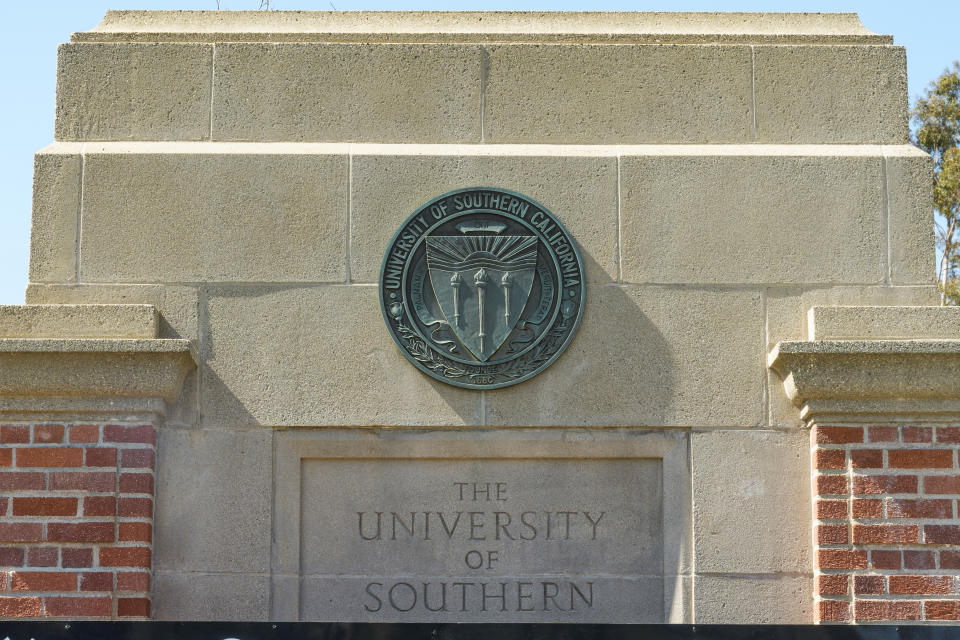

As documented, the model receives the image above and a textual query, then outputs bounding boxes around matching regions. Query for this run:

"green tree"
[912,62,960,304]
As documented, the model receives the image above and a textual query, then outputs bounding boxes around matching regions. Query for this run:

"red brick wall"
[0,422,155,619]
[814,424,960,622]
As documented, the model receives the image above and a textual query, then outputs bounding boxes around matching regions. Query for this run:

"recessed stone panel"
[298,458,663,622]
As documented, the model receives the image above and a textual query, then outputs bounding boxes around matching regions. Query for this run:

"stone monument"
[2,10,959,625]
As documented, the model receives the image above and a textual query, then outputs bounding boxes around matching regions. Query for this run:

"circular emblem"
[379,187,585,389]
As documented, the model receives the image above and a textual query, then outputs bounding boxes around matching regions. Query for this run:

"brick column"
[769,306,960,625]
[0,304,194,620]
[812,424,960,622]
[1,422,156,619]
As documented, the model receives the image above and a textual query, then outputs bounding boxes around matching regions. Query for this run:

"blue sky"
[1,1,957,304]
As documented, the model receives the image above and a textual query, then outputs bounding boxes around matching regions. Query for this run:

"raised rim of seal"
[378,186,585,390]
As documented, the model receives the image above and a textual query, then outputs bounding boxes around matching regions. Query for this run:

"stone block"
[484,285,763,427]
[79,148,347,283]
[753,45,908,143]
[153,572,269,621]
[691,430,810,573]
[29,149,81,283]
[25,284,200,340]
[810,306,960,340]
[212,44,481,142]
[0,304,156,338]
[154,429,271,571]
[56,43,212,141]
[350,151,618,285]
[766,285,938,428]
[483,44,752,143]
[200,285,481,426]
[620,151,886,284]
[886,151,935,285]
[694,574,813,623]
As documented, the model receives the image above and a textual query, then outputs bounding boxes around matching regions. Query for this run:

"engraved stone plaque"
[379,188,585,389]
[298,458,665,622]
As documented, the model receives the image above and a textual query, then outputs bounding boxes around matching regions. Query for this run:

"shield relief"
[426,234,538,361]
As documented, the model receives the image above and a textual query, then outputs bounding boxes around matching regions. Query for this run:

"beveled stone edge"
[74,11,890,45]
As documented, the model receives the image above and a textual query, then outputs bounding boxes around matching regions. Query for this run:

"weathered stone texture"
[30,150,81,283]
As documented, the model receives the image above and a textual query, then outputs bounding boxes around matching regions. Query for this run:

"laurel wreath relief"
[394,316,568,385]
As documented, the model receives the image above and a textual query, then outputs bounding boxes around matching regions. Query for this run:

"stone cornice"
[0,338,196,420]
[768,340,960,425]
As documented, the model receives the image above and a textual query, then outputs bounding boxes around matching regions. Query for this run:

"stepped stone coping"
[73,11,892,45]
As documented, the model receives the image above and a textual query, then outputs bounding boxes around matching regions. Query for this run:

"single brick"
[854,600,922,621]
[45,596,111,618]
[83,496,117,517]
[942,550,960,569]
[79,572,113,592]
[817,599,849,622]
[85,448,117,467]
[868,426,899,443]
[870,549,902,570]
[817,499,847,520]
[15,448,82,468]
[69,425,99,444]
[903,550,936,570]
[888,498,953,519]
[937,427,960,444]
[0,472,46,490]
[888,449,953,469]
[33,424,65,444]
[0,547,25,566]
[62,548,93,568]
[12,497,78,517]
[26,547,58,567]
[851,449,883,469]
[100,547,151,568]
[117,572,150,592]
[49,472,114,492]
[889,575,955,595]
[853,474,918,495]
[815,449,846,469]
[925,475,960,494]
[0,524,43,543]
[817,524,848,545]
[0,596,43,617]
[119,498,152,518]
[815,426,863,444]
[818,549,868,570]
[118,597,151,618]
[119,473,154,494]
[10,571,77,592]
[121,449,155,470]
[852,499,883,519]
[104,424,155,445]
[926,601,960,620]
[903,426,933,443]
[47,523,115,544]
[0,448,11,466]
[816,475,848,495]
[119,523,152,543]
[0,497,6,514]
[817,574,848,596]
[853,524,918,544]
[1,425,30,444]
[853,575,885,595]
[925,525,960,545]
